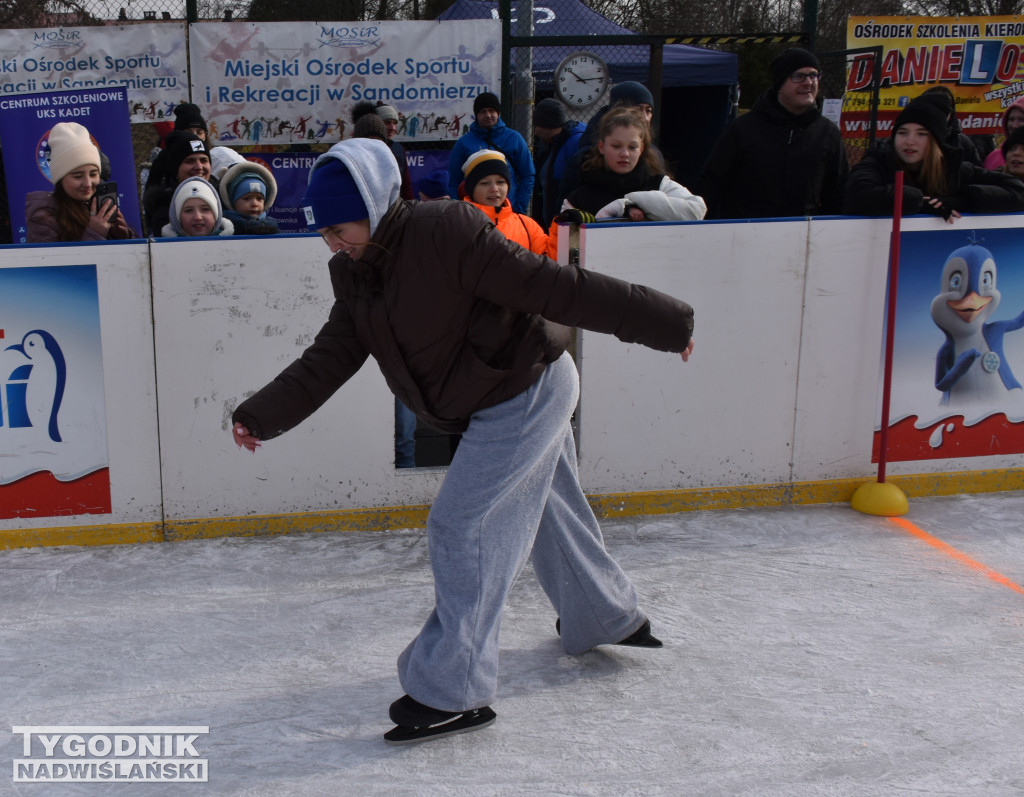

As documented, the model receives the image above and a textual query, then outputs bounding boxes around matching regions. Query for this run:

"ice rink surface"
[3,491,1024,796]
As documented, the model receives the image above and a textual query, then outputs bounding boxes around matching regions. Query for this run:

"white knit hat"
[47,122,100,184]
[209,145,246,179]
[169,177,222,235]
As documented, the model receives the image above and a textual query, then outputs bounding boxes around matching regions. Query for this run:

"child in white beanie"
[25,122,135,243]
[160,177,234,237]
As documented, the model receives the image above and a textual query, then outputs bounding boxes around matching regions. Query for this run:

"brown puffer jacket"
[234,198,693,437]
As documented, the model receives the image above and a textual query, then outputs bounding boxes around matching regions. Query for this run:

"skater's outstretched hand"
[680,338,695,363]
[232,422,262,453]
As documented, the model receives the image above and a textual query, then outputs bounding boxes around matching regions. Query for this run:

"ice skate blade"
[616,618,663,648]
[384,707,497,745]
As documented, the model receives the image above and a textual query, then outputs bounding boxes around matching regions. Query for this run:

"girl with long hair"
[25,122,134,243]
[846,94,1024,223]
[556,106,706,224]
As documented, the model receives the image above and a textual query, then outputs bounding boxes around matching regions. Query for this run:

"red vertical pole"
[876,170,904,484]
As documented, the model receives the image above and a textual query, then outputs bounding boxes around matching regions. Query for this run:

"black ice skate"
[384,695,497,745]
[555,617,664,648]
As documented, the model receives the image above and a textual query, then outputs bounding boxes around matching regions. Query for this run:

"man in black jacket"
[697,49,849,220]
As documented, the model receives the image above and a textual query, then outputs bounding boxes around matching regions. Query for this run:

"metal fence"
[7,1,419,26]
[818,47,881,168]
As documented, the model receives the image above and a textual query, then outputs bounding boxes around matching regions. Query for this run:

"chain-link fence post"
[819,47,881,167]
[512,0,535,145]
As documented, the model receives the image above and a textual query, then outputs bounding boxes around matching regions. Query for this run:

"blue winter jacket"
[448,118,536,214]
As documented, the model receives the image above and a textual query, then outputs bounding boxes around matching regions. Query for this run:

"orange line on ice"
[889,516,1024,596]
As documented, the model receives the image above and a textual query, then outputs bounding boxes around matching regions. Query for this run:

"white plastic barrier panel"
[795,214,1024,480]
[6,214,1024,541]
[149,235,445,521]
[794,216,890,481]
[576,218,810,492]
[576,214,1024,495]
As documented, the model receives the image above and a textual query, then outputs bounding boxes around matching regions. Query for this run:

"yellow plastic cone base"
[850,480,909,517]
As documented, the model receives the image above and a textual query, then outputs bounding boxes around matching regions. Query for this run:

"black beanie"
[153,131,210,184]
[474,92,501,115]
[610,81,654,108]
[534,98,567,128]
[771,49,820,91]
[892,95,948,143]
[174,102,207,132]
[351,100,378,124]
[920,88,954,118]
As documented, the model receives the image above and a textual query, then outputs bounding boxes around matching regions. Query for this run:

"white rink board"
[796,214,1024,480]
[792,216,890,481]
[149,235,445,520]
[5,213,1024,534]
[577,214,1024,494]
[576,219,808,492]
[0,242,161,529]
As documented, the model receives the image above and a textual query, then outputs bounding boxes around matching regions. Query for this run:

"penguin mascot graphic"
[930,239,1024,406]
[5,329,66,443]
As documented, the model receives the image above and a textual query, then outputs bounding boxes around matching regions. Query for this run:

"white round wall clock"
[554,51,610,108]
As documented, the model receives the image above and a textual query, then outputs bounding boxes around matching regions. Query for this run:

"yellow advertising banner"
[845,15,1024,138]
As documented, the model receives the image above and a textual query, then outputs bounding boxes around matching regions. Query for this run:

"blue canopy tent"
[439,0,736,87]
[439,0,738,185]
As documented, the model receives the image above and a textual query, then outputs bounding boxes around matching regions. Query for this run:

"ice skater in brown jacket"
[230,137,696,745]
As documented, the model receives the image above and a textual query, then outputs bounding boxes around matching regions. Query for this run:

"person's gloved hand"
[923,196,955,220]
[555,208,596,224]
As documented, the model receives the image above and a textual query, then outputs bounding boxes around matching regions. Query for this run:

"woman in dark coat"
[846,94,1024,222]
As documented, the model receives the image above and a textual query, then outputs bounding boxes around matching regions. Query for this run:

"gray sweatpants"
[396,352,646,712]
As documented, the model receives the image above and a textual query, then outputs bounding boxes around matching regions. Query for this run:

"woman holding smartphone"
[25,122,135,243]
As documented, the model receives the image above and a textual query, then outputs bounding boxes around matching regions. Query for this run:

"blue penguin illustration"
[929,241,1024,406]
[5,330,66,442]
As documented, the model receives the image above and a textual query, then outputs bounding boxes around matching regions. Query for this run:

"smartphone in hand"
[94,180,119,211]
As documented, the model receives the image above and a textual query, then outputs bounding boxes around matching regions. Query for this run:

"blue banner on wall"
[0,86,142,242]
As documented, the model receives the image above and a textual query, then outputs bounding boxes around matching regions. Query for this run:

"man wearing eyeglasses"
[697,48,849,220]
